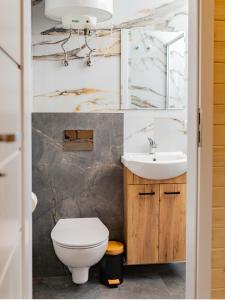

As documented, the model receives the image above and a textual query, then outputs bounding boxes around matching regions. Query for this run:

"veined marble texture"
[124,110,187,153]
[32,113,124,277]
[167,36,186,109]
[124,30,186,109]
[33,87,120,112]
[154,117,187,153]
[32,0,188,113]
[128,30,167,109]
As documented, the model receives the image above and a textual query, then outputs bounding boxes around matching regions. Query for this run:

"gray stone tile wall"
[32,113,124,277]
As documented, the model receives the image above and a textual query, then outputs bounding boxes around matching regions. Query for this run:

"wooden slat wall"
[212,1,225,298]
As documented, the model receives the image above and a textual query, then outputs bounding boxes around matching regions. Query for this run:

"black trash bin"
[100,241,124,288]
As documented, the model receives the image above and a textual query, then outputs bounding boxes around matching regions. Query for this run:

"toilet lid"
[51,218,109,248]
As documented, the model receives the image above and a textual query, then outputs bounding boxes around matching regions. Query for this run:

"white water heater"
[45,0,113,29]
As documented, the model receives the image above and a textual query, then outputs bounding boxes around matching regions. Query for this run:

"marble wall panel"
[32,0,188,112]
[32,0,188,154]
[124,110,186,153]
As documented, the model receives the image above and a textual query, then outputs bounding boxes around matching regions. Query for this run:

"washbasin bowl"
[121,152,187,180]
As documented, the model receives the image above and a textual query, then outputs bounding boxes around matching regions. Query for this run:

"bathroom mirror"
[121,29,186,110]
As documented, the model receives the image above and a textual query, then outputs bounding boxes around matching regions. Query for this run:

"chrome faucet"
[147,137,157,154]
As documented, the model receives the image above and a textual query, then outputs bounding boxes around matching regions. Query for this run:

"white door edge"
[21,0,33,298]
[186,0,214,298]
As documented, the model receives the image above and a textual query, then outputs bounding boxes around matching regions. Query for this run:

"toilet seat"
[54,238,108,249]
[51,218,109,249]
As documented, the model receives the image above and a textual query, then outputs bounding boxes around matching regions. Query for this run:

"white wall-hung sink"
[121,152,187,180]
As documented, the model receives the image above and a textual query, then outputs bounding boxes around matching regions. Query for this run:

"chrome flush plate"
[63,130,94,151]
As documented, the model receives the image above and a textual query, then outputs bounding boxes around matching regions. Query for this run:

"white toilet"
[51,218,109,284]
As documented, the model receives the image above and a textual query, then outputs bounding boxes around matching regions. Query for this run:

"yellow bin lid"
[106,241,124,255]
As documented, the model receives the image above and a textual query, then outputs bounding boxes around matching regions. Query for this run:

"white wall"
[32,0,188,153]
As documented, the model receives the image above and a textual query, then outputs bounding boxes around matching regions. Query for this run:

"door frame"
[186,0,214,298]
[19,0,214,298]
[21,0,33,298]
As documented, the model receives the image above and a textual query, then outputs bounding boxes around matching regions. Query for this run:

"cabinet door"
[159,184,186,262]
[0,0,21,63]
[0,51,21,162]
[0,152,22,298]
[126,184,159,264]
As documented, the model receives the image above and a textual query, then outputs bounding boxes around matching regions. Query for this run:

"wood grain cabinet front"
[126,184,159,265]
[159,184,186,263]
[124,167,186,265]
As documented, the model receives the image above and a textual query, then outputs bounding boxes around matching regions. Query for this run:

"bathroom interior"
[32,0,188,298]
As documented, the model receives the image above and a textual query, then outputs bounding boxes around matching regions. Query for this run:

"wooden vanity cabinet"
[126,184,159,264]
[124,168,186,265]
[159,183,186,263]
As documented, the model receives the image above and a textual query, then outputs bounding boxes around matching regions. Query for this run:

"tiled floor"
[33,264,185,299]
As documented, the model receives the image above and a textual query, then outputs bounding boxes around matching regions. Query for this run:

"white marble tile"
[32,0,188,154]
[167,36,186,109]
[154,117,187,153]
[124,110,186,153]
[32,0,188,113]
[124,29,187,109]
[128,30,167,109]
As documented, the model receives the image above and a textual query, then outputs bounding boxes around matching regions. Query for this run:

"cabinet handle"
[139,192,155,196]
[164,191,180,195]
[0,134,16,142]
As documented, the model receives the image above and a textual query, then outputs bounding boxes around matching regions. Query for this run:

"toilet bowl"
[51,218,109,284]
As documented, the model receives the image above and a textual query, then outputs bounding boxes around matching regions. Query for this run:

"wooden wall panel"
[215,21,225,41]
[213,187,225,207]
[213,208,225,227]
[214,125,225,145]
[215,42,225,62]
[214,63,225,83]
[214,147,225,167]
[212,269,225,289]
[215,0,225,20]
[213,167,225,186]
[212,288,225,299]
[214,105,225,124]
[213,2,225,296]
[212,249,225,268]
[212,228,225,248]
[214,84,225,104]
